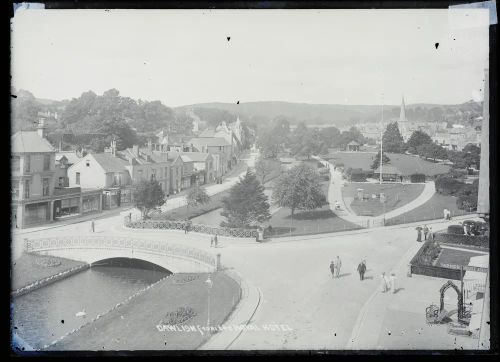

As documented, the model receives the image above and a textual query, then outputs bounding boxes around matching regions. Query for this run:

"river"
[12,259,170,350]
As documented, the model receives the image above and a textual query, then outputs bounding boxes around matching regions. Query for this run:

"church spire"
[399,95,406,122]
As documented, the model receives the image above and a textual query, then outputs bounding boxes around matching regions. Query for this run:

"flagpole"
[380,95,384,185]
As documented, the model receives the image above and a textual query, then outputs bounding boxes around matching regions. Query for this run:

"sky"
[11,8,490,107]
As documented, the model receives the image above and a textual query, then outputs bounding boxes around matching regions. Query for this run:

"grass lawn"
[436,248,479,267]
[326,151,450,176]
[385,193,474,226]
[12,253,86,291]
[342,183,425,217]
[267,181,362,237]
[49,271,241,350]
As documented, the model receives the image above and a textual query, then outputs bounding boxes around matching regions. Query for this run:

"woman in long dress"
[381,272,388,292]
[416,226,422,242]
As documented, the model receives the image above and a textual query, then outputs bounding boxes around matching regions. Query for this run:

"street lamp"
[205,274,213,329]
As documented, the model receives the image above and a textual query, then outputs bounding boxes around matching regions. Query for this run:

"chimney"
[111,138,117,156]
[37,118,47,138]
[132,145,140,158]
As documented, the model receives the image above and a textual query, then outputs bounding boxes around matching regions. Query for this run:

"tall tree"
[382,122,405,153]
[417,143,448,162]
[406,130,433,153]
[272,163,327,217]
[371,151,391,169]
[255,156,281,184]
[133,179,166,219]
[11,89,42,133]
[221,170,271,228]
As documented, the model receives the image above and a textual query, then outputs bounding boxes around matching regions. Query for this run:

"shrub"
[350,170,367,182]
[435,176,465,195]
[447,225,464,234]
[410,173,426,183]
[433,232,489,248]
[160,307,197,326]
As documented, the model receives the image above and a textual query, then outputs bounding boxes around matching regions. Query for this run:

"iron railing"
[124,217,258,238]
[24,236,216,267]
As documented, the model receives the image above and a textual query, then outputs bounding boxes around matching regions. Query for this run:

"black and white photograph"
[9,2,495,354]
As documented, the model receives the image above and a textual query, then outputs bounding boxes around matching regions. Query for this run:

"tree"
[449,144,481,170]
[371,151,391,169]
[382,122,405,153]
[221,170,271,228]
[456,179,479,211]
[11,89,42,133]
[132,179,166,219]
[319,126,341,149]
[186,184,210,208]
[255,156,281,184]
[272,163,327,217]
[417,143,448,162]
[406,130,433,152]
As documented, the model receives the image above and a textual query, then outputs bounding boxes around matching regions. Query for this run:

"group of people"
[210,234,219,248]
[415,224,432,242]
[329,257,367,281]
[381,272,398,293]
[329,256,342,278]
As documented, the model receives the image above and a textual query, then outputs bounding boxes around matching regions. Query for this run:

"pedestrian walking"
[416,226,422,242]
[390,273,397,294]
[210,236,214,247]
[357,261,366,281]
[429,226,433,241]
[214,234,218,248]
[381,272,388,292]
[91,220,95,233]
[423,225,429,240]
[330,261,335,279]
[335,256,342,277]
[443,208,448,220]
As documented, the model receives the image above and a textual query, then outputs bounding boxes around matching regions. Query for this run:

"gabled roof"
[181,152,211,162]
[373,165,402,175]
[56,151,82,165]
[91,153,129,173]
[198,129,216,138]
[188,137,231,147]
[12,131,56,153]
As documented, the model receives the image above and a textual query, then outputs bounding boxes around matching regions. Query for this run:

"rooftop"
[189,137,231,147]
[91,153,129,173]
[12,131,56,153]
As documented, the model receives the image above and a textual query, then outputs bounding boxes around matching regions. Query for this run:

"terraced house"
[11,121,102,228]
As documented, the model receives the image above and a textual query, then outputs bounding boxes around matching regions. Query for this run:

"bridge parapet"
[24,236,216,273]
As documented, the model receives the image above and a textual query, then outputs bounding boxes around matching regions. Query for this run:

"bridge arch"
[91,257,173,274]
[25,236,217,274]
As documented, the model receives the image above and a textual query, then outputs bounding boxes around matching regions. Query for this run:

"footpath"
[314,156,437,227]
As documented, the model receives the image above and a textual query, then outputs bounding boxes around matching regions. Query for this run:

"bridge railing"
[24,236,216,267]
[124,217,258,239]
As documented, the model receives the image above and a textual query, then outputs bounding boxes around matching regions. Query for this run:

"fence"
[385,208,474,227]
[25,235,216,268]
[409,240,465,280]
[263,222,364,238]
[124,216,258,239]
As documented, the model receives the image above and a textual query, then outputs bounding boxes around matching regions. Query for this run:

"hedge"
[433,232,489,249]
[410,173,426,183]
[435,176,465,196]
[448,225,465,234]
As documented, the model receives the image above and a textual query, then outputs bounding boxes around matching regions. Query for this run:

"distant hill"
[176,100,483,128]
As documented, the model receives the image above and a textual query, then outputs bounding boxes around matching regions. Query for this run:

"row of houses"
[11,117,247,228]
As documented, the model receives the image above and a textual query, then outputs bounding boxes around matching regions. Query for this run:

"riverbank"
[48,271,241,350]
[12,253,87,291]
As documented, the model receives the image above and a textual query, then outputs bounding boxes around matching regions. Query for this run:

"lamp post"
[205,274,213,329]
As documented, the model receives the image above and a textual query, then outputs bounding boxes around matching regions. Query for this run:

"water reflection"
[12,258,170,349]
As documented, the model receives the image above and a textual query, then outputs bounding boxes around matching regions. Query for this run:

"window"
[151,169,157,180]
[165,167,168,179]
[24,180,30,199]
[43,154,51,171]
[86,160,90,167]
[76,172,80,185]
[12,156,20,171]
[43,178,50,196]
[138,170,143,180]
[24,155,31,173]
[12,183,19,199]
[114,173,121,186]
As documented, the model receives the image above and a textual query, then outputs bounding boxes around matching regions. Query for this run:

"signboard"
[441,264,488,273]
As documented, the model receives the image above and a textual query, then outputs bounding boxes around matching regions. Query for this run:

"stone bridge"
[24,236,218,273]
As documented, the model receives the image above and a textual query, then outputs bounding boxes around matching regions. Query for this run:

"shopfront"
[120,188,132,205]
[54,197,80,219]
[82,194,100,214]
[24,202,51,226]
[103,188,121,210]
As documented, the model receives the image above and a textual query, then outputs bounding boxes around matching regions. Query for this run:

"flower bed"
[410,240,464,280]
[160,307,197,326]
[173,274,199,285]
[34,257,62,268]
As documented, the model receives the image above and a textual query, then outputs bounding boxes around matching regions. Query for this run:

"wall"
[67,156,107,189]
